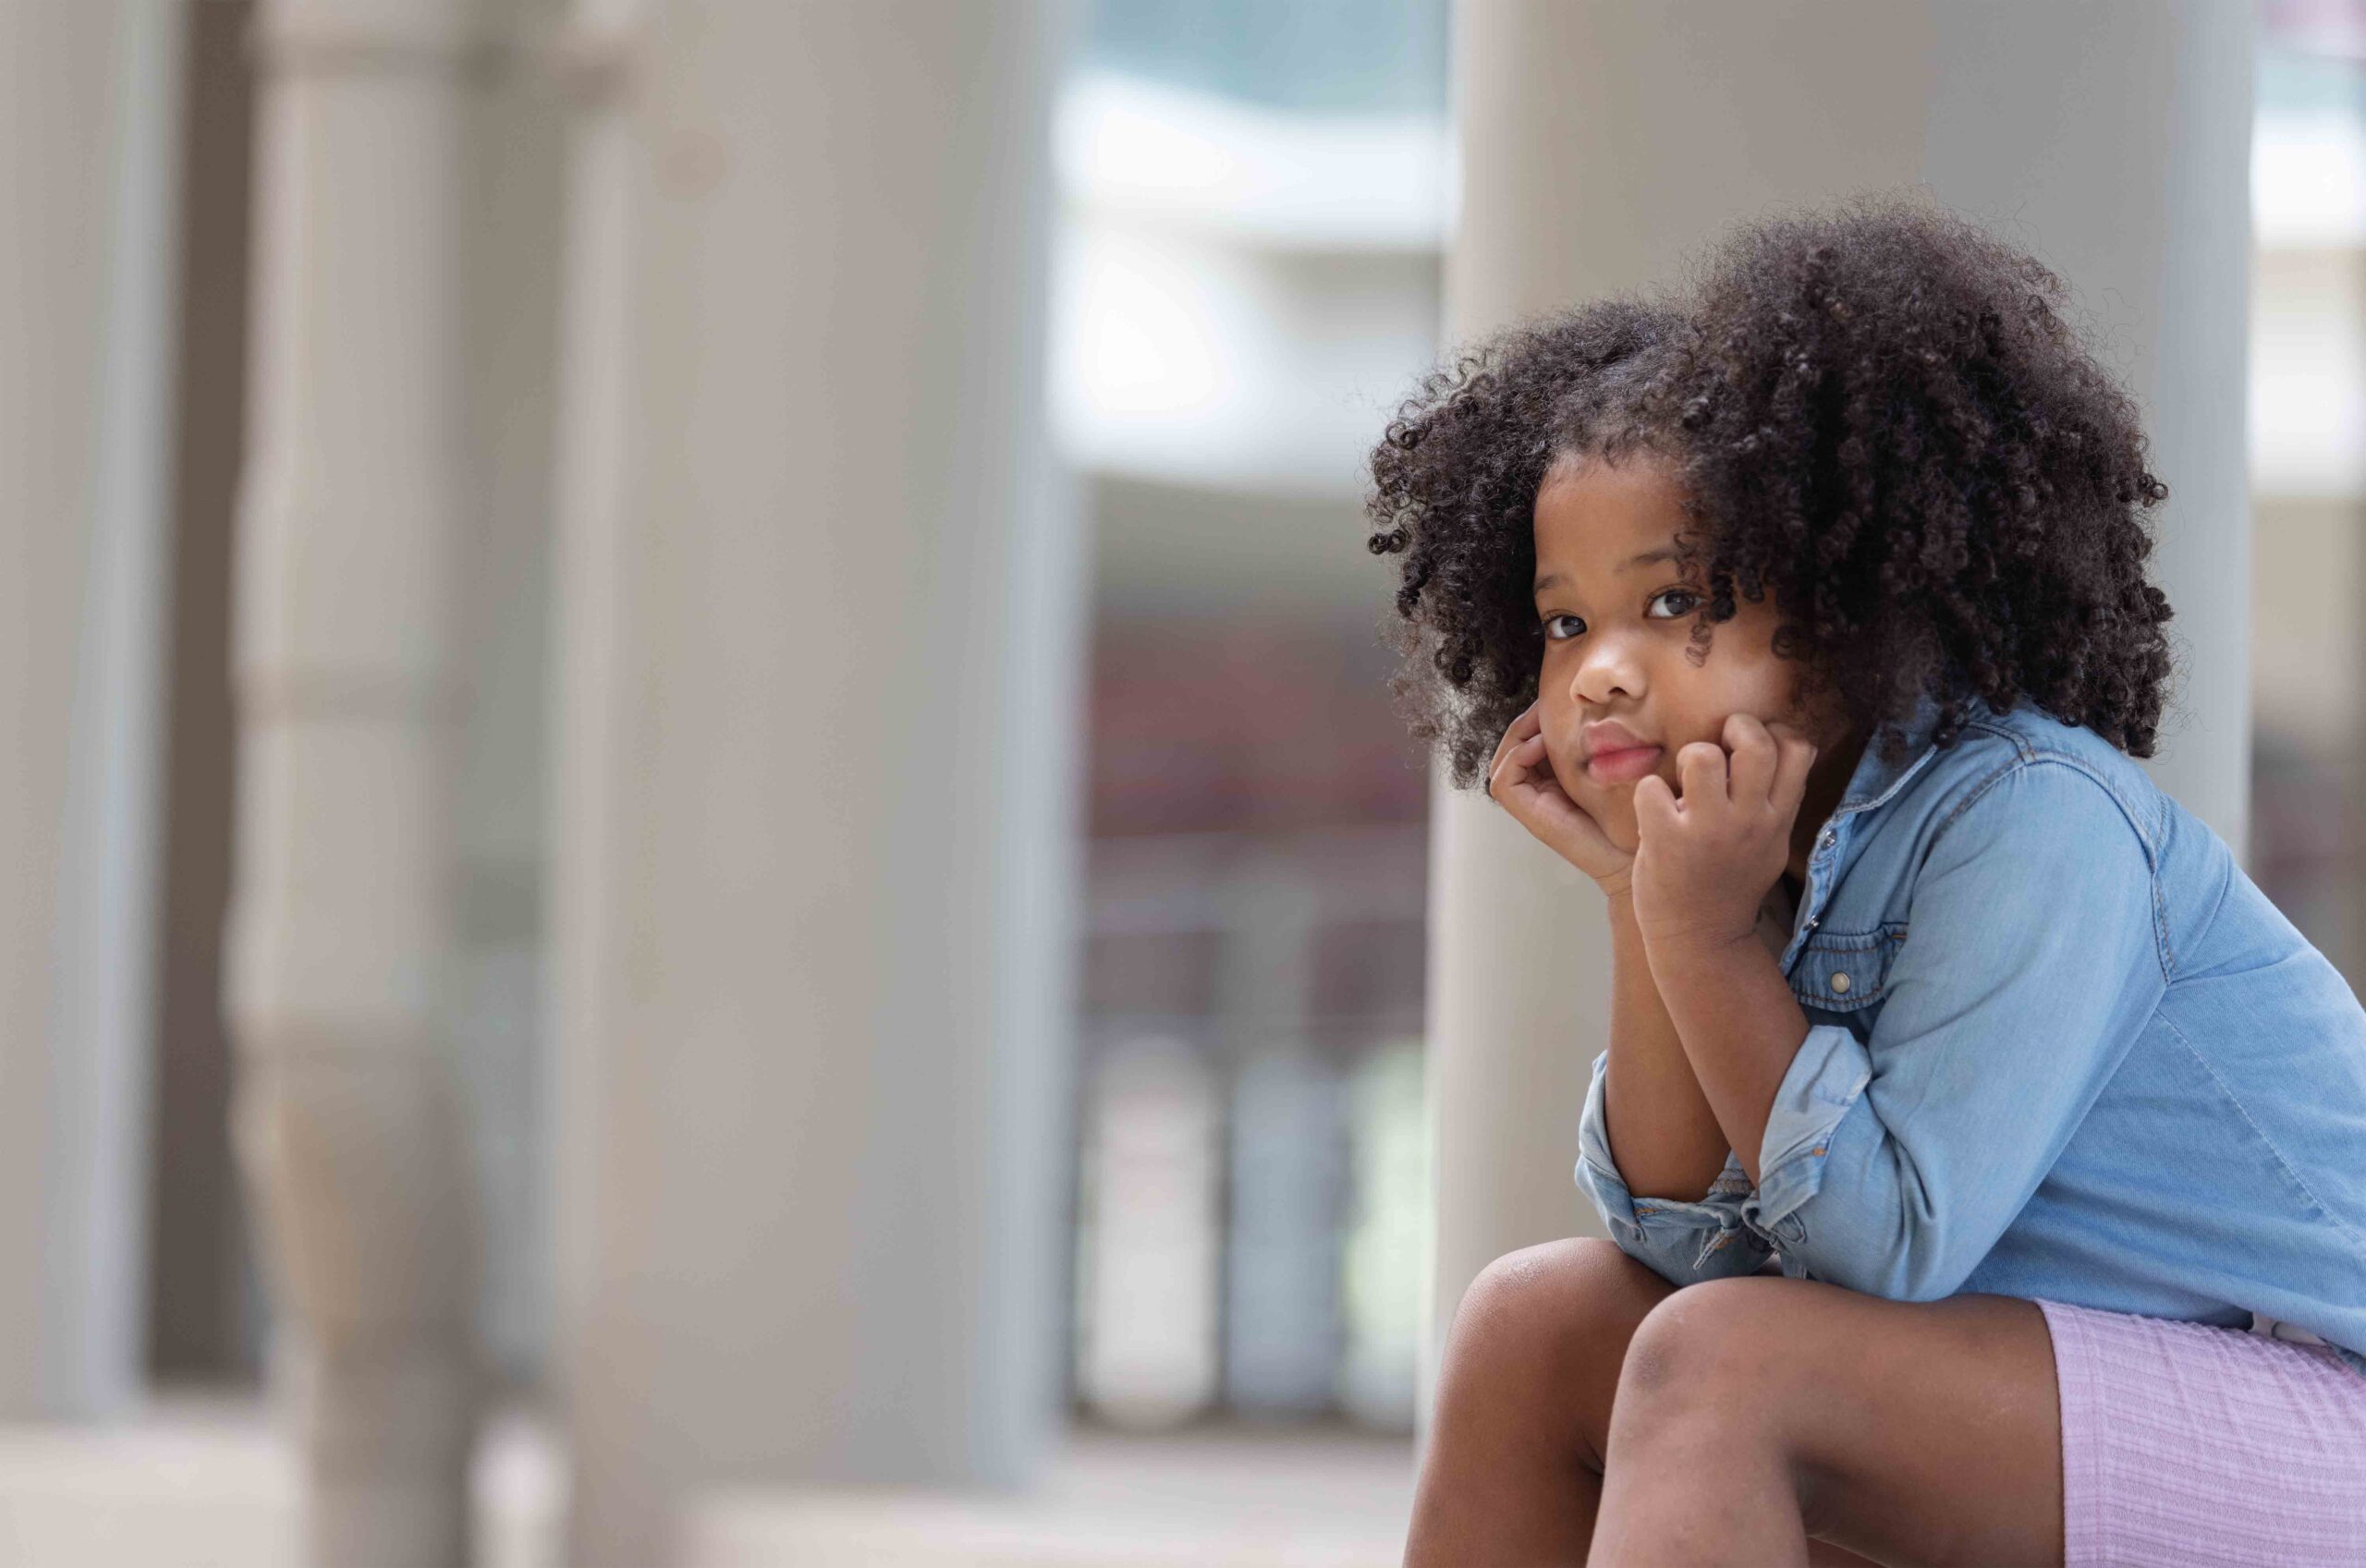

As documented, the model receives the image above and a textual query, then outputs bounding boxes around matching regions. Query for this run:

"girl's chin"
[1587,770,1665,794]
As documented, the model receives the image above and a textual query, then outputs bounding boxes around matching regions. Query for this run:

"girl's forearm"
[1601,888,1735,1200]
[1643,929,1811,1189]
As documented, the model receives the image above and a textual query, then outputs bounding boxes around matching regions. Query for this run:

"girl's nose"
[1574,642,1643,707]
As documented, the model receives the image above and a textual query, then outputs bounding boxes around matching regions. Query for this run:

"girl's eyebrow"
[1533,545,1682,597]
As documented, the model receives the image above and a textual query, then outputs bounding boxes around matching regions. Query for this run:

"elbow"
[1788,1222,1978,1302]
[1757,1149,1982,1301]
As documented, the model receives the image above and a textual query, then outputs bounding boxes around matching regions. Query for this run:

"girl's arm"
[1600,885,1732,1199]
[1481,703,1771,1279]
[1574,886,1774,1284]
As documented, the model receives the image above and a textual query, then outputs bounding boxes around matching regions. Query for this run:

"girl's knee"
[1450,1236,1670,1374]
[1434,1238,1672,1472]
[1620,1275,1805,1415]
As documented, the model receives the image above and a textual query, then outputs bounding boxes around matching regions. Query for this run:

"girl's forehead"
[1534,456,1689,553]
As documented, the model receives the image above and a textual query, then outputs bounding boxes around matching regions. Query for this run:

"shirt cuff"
[1745,1022,1873,1242]
[1575,1050,1766,1278]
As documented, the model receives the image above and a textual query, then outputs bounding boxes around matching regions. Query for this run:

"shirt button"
[1818,830,1836,849]
[1829,971,1852,993]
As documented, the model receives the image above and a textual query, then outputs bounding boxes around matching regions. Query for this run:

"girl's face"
[1531,449,1839,856]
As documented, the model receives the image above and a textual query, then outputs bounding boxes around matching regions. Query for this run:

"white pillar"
[0,0,185,1418]
[545,3,1078,1561]
[1428,0,2251,1411]
[229,1,489,1561]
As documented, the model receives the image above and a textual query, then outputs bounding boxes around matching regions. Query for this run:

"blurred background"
[0,1,2354,1563]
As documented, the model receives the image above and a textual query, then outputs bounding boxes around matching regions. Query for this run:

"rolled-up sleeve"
[1742,761,2167,1301]
[1576,1048,1774,1283]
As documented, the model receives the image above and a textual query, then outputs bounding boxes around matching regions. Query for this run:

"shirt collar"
[1835,687,1993,819]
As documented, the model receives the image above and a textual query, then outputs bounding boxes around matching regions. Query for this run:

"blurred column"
[0,0,185,1417]
[229,1,489,1562]
[546,2,1079,1562]
[1429,0,2250,1416]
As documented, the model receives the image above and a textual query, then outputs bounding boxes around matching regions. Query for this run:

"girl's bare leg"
[1589,1276,2062,1568]
[1404,1240,1889,1567]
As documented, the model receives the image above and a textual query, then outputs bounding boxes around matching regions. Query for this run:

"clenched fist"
[1628,711,1818,954]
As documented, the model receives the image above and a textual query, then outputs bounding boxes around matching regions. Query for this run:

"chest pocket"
[1788,922,1909,1016]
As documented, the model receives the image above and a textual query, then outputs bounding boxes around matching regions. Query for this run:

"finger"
[1632,772,1679,834]
[1490,701,1543,770]
[1498,735,1579,821]
[1724,712,1777,805]
[1509,700,1543,739]
[1516,771,1596,841]
[1489,728,1547,799]
[1494,736,1543,790]
[1768,723,1820,820]
[1676,739,1729,808]
[1502,760,1623,868]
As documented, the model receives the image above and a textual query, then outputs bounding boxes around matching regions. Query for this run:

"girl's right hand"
[1486,701,1636,896]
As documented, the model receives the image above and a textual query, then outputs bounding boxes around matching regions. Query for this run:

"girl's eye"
[1650,588,1701,618]
[1543,614,1584,641]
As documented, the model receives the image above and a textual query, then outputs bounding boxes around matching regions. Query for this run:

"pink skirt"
[2036,1297,2366,1566]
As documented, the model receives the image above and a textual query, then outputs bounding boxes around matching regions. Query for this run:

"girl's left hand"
[1629,712,1819,956]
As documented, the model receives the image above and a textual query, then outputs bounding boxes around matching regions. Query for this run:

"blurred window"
[2250,9,2366,989]
[1058,0,1446,1435]
[1086,0,1447,116]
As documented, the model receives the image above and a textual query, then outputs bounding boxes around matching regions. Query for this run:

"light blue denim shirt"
[1575,688,2366,1379]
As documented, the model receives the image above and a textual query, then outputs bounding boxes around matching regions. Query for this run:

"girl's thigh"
[1621,1275,2061,1567]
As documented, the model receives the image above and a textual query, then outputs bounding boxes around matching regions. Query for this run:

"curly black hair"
[1366,194,2178,787]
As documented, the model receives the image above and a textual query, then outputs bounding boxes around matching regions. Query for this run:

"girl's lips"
[1586,745,1664,784]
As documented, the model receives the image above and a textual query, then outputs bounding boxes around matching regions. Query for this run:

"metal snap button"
[1829,971,1851,993]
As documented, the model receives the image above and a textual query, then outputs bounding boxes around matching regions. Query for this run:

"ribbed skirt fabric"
[2036,1297,2366,1566]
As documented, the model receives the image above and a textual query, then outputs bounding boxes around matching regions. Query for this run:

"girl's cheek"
[1537,714,1582,772]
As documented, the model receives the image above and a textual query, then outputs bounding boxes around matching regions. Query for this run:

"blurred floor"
[0,1398,560,1568]
[0,1411,1411,1568]
[685,1427,1415,1568]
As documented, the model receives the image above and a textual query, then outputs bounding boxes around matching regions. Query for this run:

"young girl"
[1366,197,2366,1567]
